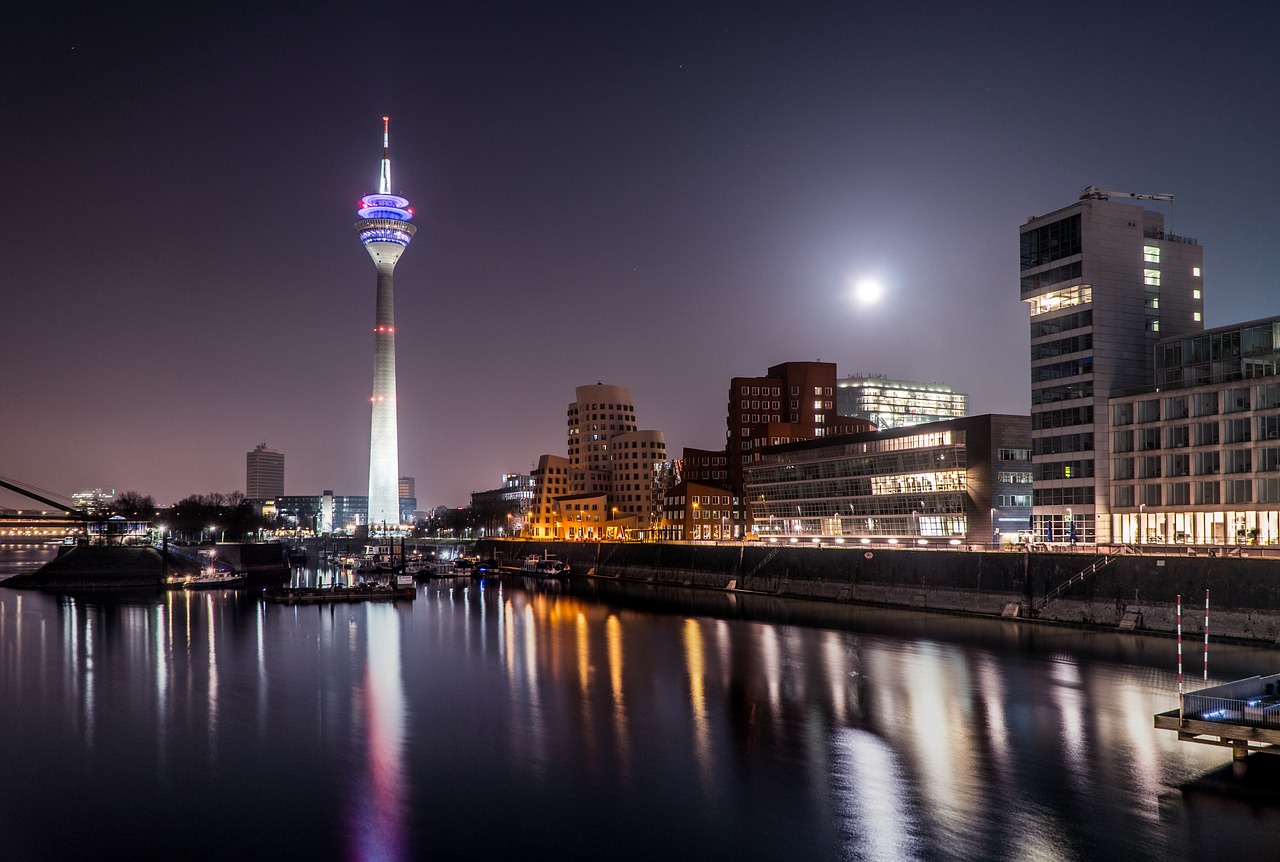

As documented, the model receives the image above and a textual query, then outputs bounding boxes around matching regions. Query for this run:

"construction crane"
[1079,185,1173,202]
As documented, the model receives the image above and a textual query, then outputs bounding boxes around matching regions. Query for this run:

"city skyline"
[3,3,1279,509]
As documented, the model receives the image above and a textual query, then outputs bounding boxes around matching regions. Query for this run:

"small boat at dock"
[522,552,570,576]
[166,570,247,590]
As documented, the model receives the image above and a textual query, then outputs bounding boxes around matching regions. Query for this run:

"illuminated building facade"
[471,472,537,535]
[246,443,284,499]
[744,415,1031,545]
[356,117,416,530]
[1021,189,1203,544]
[660,480,741,542]
[524,384,668,539]
[728,361,875,533]
[1109,316,1280,546]
[836,375,968,429]
[398,476,417,525]
[71,488,116,515]
[526,455,570,539]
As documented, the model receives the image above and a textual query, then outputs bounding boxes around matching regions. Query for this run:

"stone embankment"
[480,539,1280,644]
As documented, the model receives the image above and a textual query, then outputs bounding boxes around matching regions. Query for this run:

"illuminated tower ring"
[356,117,416,532]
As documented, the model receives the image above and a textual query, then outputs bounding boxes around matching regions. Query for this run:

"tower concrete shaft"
[356,117,416,530]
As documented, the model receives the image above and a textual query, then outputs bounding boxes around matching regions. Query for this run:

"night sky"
[3,2,1278,509]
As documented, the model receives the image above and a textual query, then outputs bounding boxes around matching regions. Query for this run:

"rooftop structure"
[836,375,967,429]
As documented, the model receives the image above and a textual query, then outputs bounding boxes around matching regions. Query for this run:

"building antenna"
[379,116,392,195]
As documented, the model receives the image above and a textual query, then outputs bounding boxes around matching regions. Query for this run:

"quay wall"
[481,540,1280,643]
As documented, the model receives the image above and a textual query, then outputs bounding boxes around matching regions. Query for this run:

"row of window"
[995,495,1032,507]
[1032,380,1093,404]
[1033,461,1093,480]
[1113,387,1275,424]
[1114,448,1280,477]
[1034,406,1094,430]
[1031,357,1093,383]
[740,400,781,410]
[1112,479,1280,506]
[1020,214,1082,270]
[1031,334,1092,361]
[1114,417,1278,451]
[1033,433,1094,455]
[1030,308,1092,339]
[1021,260,1083,294]
[1032,487,1096,505]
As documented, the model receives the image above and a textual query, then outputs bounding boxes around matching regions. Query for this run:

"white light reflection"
[155,604,169,772]
[821,631,849,725]
[1049,656,1088,791]
[832,728,923,862]
[759,624,782,709]
[256,603,267,736]
[83,613,95,751]
[974,654,1012,783]
[349,605,408,862]
[896,643,982,850]
[206,594,218,769]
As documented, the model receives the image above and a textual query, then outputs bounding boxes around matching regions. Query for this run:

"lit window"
[1143,269,1161,286]
[1194,312,1202,322]
[1143,245,1160,263]
[1193,266,1201,277]
[1193,289,1201,299]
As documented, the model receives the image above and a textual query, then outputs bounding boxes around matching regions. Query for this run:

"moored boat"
[522,553,570,576]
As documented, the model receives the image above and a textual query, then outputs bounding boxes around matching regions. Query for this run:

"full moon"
[853,278,883,304]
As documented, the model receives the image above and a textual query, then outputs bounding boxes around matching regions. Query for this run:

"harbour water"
[0,542,1277,861]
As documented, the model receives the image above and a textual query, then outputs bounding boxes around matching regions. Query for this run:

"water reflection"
[3,551,1280,861]
[349,605,407,862]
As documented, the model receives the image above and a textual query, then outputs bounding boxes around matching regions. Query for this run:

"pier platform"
[1155,674,1280,775]
[262,583,416,604]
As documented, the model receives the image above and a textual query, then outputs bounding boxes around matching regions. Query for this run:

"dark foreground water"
[0,543,1277,862]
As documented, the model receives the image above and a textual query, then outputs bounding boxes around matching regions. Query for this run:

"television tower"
[356,117,416,531]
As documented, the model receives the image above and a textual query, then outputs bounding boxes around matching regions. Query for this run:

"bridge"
[0,475,92,540]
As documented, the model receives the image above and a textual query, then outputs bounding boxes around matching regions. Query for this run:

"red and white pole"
[1204,589,1210,684]
[1177,593,1184,719]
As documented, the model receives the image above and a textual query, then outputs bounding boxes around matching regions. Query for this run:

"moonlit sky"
[3,2,1278,509]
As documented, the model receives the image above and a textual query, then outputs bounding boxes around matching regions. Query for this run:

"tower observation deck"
[356,117,416,531]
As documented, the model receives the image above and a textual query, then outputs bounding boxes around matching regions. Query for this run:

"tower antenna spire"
[379,116,392,195]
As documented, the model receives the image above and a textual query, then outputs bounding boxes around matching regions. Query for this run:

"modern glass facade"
[1109,316,1280,546]
[835,376,968,429]
[744,415,1030,545]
